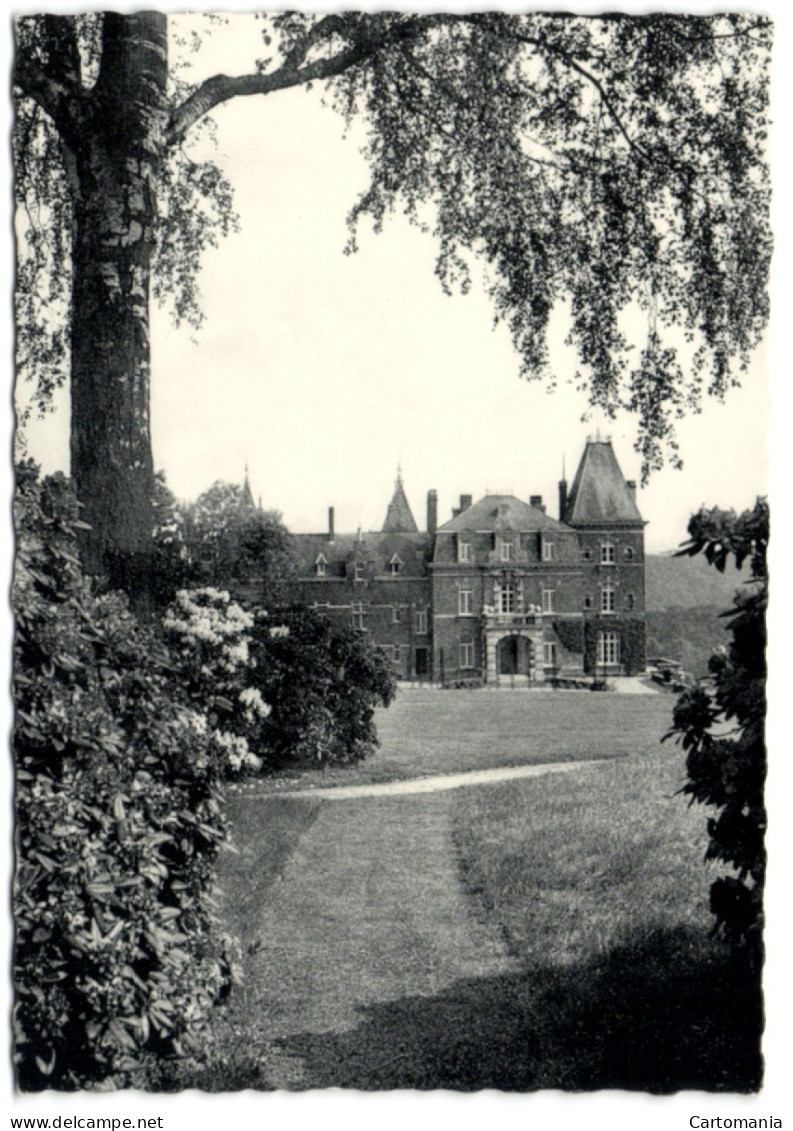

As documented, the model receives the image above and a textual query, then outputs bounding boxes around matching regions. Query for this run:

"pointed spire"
[240,461,255,509]
[382,466,418,533]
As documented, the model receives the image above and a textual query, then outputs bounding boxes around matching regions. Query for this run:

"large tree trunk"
[69,13,167,599]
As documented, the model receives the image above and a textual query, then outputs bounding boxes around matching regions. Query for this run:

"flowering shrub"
[162,588,268,775]
[13,465,234,1090]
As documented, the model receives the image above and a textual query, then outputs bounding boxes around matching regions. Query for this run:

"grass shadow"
[263,924,762,1092]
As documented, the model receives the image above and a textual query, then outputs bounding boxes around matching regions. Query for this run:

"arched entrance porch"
[485,622,545,684]
[497,635,534,677]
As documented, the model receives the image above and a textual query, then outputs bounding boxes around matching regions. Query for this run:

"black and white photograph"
[5,0,788,1124]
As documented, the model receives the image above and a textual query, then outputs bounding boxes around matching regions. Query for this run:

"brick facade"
[291,442,647,682]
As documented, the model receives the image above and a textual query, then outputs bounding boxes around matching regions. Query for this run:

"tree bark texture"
[69,13,167,596]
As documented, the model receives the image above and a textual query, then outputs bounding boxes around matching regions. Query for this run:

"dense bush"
[247,606,396,768]
[667,501,767,957]
[13,465,235,1090]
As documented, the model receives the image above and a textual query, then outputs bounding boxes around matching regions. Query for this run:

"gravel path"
[272,757,606,801]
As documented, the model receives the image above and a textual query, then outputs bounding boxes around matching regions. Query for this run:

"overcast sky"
[19,9,771,553]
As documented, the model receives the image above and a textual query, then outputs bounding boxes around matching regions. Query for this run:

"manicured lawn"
[193,690,761,1093]
[243,687,675,793]
[450,746,763,1090]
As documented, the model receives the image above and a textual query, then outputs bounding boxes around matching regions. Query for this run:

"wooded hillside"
[645,553,751,677]
[646,553,747,612]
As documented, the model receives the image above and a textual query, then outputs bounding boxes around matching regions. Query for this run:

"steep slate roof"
[564,440,643,526]
[293,531,431,577]
[382,474,419,533]
[438,494,572,534]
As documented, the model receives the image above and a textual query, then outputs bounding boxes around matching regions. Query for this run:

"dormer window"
[315,553,327,577]
[458,538,472,563]
[501,540,513,562]
[542,538,556,562]
[354,561,365,582]
[389,553,403,575]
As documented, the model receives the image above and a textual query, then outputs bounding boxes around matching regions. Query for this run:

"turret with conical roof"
[382,468,419,533]
[564,438,643,527]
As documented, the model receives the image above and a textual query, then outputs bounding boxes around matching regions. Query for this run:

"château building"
[291,438,646,684]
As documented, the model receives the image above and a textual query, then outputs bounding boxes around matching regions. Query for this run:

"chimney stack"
[427,489,438,535]
[530,494,546,513]
[459,494,473,512]
[327,506,335,541]
[558,478,568,521]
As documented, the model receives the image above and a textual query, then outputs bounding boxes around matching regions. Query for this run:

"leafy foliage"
[667,500,767,953]
[182,481,297,606]
[13,464,235,1090]
[14,13,771,484]
[328,12,771,476]
[248,606,397,768]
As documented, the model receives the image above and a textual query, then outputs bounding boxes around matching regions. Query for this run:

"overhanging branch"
[167,13,451,143]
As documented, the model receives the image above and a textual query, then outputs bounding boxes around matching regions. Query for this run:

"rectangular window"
[351,603,365,630]
[543,642,557,668]
[542,588,556,614]
[458,539,472,563]
[542,539,556,562]
[601,586,615,613]
[393,605,401,624]
[598,631,620,665]
[501,541,513,562]
[354,561,365,581]
[415,608,428,634]
[459,589,474,616]
[460,641,475,669]
[601,540,616,564]
[499,584,515,614]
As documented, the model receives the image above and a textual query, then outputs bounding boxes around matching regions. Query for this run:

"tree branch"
[167,14,449,143]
